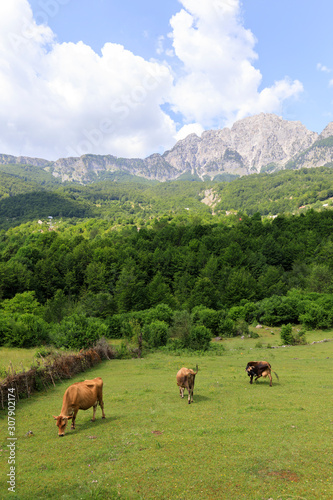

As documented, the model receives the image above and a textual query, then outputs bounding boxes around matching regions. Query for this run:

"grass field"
[0,329,332,499]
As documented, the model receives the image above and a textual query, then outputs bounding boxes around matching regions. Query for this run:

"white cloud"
[317,63,331,73]
[169,0,303,128]
[0,0,304,161]
[176,123,204,141]
[0,0,176,160]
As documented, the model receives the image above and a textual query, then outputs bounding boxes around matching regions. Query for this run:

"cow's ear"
[66,416,73,420]
[53,416,58,419]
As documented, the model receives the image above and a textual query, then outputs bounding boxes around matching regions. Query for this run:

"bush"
[191,306,219,334]
[280,324,306,345]
[280,324,294,345]
[107,314,127,338]
[299,302,331,329]
[227,305,245,321]
[186,325,212,351]
[146,304,173,326]
[258,295,299,326]
[232,319,250,337]
[50,314,108,349]
[218,317,235,337]
[143,320,169,348]
[0,312,50,348]
[170,310,192,343]
[294,328,307,345]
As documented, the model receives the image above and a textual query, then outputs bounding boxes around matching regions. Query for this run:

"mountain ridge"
[2,113,333,183]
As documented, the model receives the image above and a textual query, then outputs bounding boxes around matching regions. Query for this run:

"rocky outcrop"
[0,154,51,168]
[163,114,318,179]
[1,113,332,183]
[319,122,333,140]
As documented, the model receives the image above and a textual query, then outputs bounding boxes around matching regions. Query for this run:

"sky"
[1,0,333,161]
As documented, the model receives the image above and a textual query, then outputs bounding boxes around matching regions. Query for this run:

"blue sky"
[1,0,333,160]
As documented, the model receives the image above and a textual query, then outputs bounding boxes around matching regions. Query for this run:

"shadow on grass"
[193,394,210,402]
[69,414,121,434]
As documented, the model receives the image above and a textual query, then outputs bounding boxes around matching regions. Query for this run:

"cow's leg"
[99,397,106,419]
[268,372,272,387]
[188,388,192,404]
[91,403,97,422]
[249,374,253,384]
[180,387,184,398]
[254,375,261,383]
[71,409,78,429]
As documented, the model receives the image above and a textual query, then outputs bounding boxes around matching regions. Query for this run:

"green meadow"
[0,331,332,500]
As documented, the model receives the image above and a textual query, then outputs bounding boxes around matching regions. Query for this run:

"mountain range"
[2,113,333,184]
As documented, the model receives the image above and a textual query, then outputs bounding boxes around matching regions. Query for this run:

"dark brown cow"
[53,377,105,436]
[246,361,278,387]
[176,365,198,404]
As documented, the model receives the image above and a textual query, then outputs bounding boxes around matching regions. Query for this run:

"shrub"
[299,303,331,329]
[242,301,259,323]
[227,305,245,321]
[258,295,299,326]
[146,304,173,326]
[1,291,42,316]
[218,317,235,337]
[293,328,307,345]
[143,320,169,348]
[280,324,294,345]
[107,314,127,338]
[0,313,14,347]
[50,314,108,349]
[232,319,250,337]
[248,330,260,339]
[0,313,50,348]
[191,306,219,334]
[186,325,212,351]
[170,310,192,343]
[280,324,306,345]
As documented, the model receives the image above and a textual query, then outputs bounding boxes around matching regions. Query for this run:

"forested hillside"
[1,208,333,349]
[1,164,333,231]
[1,163,333,351]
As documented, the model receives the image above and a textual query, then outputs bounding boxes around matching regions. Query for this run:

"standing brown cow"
[246,361,278,387]
[176,365,198,404]
[53,377,105,436]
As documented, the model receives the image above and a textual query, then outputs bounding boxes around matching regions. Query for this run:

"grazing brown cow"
[246,361,278,387]
[176,365,198,404]
[53,377,105,436]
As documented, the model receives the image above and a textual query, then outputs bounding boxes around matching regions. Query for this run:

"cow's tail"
[273,371,279,381]
[194,364,199,374]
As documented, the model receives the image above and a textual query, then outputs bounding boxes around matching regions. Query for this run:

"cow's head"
[53,415,72,437]
[246,364,255,377]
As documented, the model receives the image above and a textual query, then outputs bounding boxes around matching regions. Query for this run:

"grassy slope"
[0,332,332,500]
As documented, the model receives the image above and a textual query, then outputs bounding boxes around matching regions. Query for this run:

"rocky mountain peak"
[163,113,319,179]
[319,121,333,140]
[1,113,333,183]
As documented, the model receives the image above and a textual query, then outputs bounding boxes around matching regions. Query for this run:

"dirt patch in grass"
[258,469,300,482]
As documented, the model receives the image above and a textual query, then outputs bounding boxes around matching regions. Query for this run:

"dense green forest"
[1,206,333,350]
[1,163,333,231]
[1,163,333,351]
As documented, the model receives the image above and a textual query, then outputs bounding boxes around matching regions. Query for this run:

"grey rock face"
[163,114,318,179]
[1,113,333,183]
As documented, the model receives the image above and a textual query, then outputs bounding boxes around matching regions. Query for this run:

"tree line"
[1,208,333,349]
[2,164,333,231]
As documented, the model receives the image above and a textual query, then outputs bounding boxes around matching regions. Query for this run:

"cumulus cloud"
[0,0,176,159]
[0,0,303,160]
[317,63,331,73]
[176,123,204,141]
[169,0,303,128]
